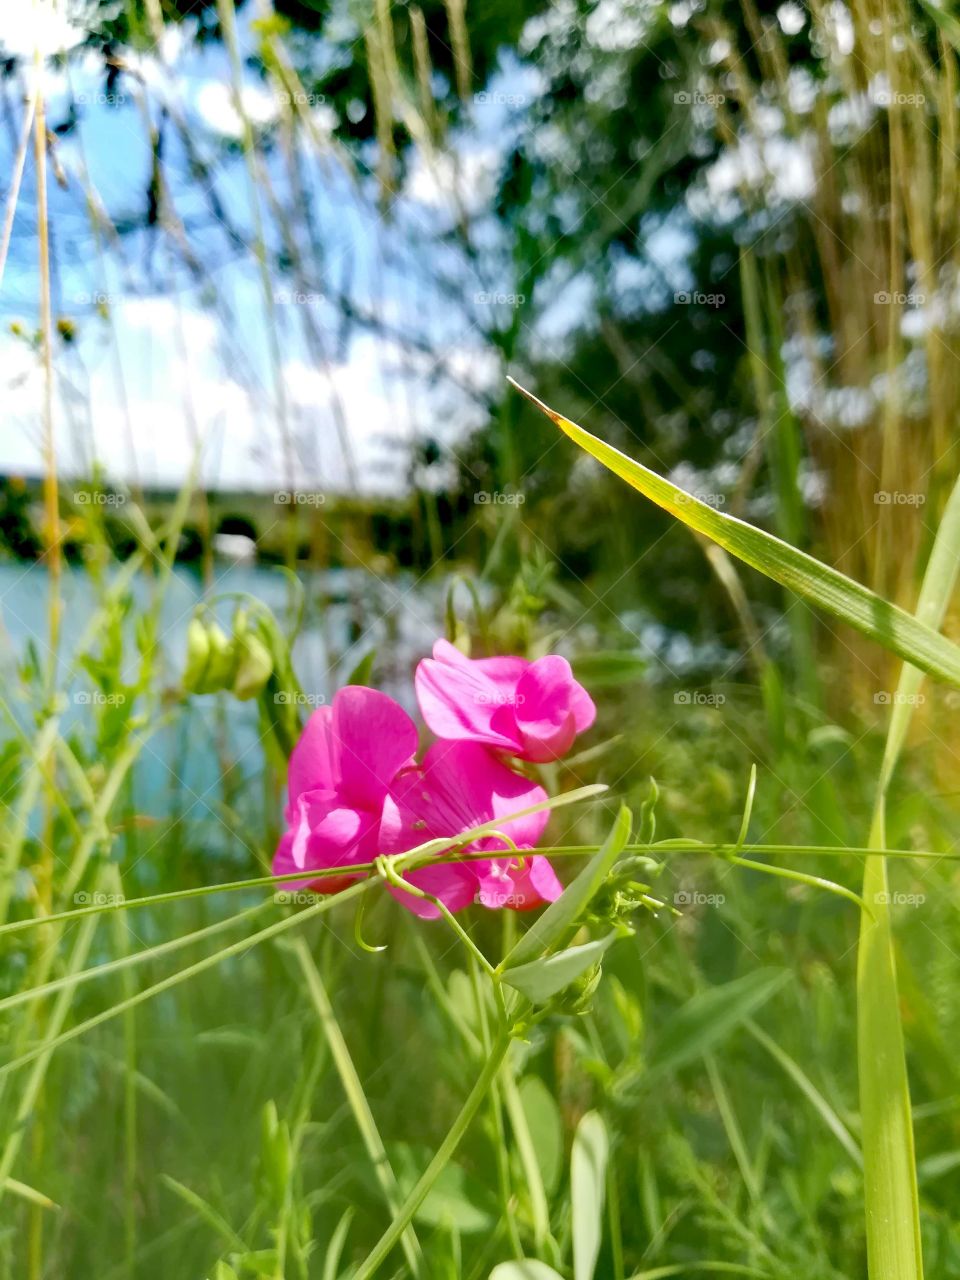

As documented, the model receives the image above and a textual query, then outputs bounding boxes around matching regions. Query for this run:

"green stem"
[0,912,99,1207]
[354,1028,512,1280]
[857,828,923,1279]
[292,937,423,1278]
[0,886,367,1082]
[5,839,956,942]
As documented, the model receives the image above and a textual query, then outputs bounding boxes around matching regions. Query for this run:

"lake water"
[0,561,444,845]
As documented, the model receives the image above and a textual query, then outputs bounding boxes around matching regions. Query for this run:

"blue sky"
[0,4,527,494]
[0,2,718,496]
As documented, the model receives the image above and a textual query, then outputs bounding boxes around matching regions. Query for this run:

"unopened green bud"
[233,631,274,700]
[183,618,211,693]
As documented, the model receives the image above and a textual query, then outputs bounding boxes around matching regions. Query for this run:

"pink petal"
[287,706,337,804]
[514,656,596,762]
[507,854,564,910]
[330,686,419,811]
[435,639,529,689]
[272,827,367,896]
[380,741,550,854]
[415,645,521,752]
[387,863,479,918]
[285,788,379,876]
[475,854,563,911]
[272,831,316,893]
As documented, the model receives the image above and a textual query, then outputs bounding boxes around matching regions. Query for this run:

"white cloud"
[0,1,90,60]
[405,148,498,216]
[195,79,281,140]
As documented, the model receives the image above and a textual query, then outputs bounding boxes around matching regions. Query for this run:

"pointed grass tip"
[506,376,571,432]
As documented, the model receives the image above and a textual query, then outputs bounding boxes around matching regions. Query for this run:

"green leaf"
[502,806,632,971]
[852,472,960,1280]
[571,1111,609,1280]
[916,0,960,52]
[161,1175,247,1253]
[490,1263,565,1280]
[321,1208,354,1280]
[647,970,790,1080]
[2,1176,57,1210]
[518,1076,564,1194]
[502,934,617,1004]
[509,380,960,690]
[346,648,376,687]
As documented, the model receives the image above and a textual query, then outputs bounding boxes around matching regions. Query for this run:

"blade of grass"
[0,909,100,1209]
[0,886,368,1081]
[508,381,960,690]
[854,469,960,1280]
[291,936,423,1278]
[745,1020,861,1167]
[353,1028,512,1280]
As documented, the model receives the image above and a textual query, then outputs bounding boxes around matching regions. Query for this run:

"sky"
[0,2,520,495]
[0,0,740,498]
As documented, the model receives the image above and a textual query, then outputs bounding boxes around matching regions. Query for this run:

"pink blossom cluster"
[272,640,596,917]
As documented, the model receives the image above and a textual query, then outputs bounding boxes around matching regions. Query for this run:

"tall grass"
[705,0,960,699]
[3,2,960,1278]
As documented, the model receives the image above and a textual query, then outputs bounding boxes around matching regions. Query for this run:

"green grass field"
[5,0,960,1276]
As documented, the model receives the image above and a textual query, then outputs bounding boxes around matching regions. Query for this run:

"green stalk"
[0,905,264,1015]
[8,835,960,947]
[0,716,60,924]
[354,1028,512,1280]
[292,937,423,1278]
[855,468,960,1278]
[0,887,367,1081]
[0,910,99,1206]
[107,868,138,1280]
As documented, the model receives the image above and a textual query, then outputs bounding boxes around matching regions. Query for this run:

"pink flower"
[272,686,418,893]
[415,639,596,762]
[379,740,563,918]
